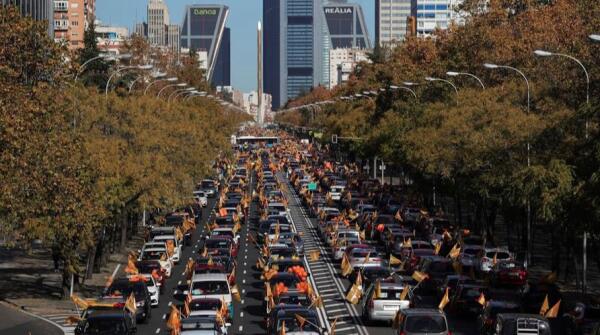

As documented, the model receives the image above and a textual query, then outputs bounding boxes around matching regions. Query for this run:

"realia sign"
[193,8,217,16]
[324,7,353,15]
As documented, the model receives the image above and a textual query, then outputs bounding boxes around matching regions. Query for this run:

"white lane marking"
[242,279,246,284]
[243,262,247,266]
[239,326,243,332]
[155,328,160,334]
[240,312,244,317]
[243,270,247,274]
[244,255,247,259]
[177,280,181,285]
[162,314,166,320]
[241,299,245,304]
[242,289,246,294]
[168,301,172,306]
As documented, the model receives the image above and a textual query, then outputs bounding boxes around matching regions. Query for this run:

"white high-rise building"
[415,0,464,36]
[375,0,414,46]
[328,48,370,89]
[147,0,169,46]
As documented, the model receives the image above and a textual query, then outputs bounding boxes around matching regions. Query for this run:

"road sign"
[308,182,317,191]
[331,134,338,144]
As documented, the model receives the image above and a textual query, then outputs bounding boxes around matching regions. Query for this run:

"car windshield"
[364,268,390,279]
[352,249,375,258]
[205,240,230,249]
[269,226,291,234]
[106,282,145,298]
[212,231,234,238]
[192,281,229,295]
[278,317,319,332]
[405,315,447,332]
[270,206,286,213]
[141,251,166,261]
[84,318,127,334]
[190,299,221,311]
[464,248,481,256]
[201,181,214,188]
[376,288,408,300]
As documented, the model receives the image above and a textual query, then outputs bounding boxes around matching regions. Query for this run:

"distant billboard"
[324,6,354,35]
[192,8,218,16]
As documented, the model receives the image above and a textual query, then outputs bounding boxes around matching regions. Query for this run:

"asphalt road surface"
[0,302,65,335]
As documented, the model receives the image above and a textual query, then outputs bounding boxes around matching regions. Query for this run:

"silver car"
[361,281,410,323]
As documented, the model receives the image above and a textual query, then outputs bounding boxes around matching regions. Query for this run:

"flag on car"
[439,288,450,310]
[124,292,137,314]
[295,314,307,330]
[539,294,550,315]
[390,254,403,266]
[345,284,362,304]
[545,300,561,318]
[412,271,428,283]
[477,292,486,306]
[400,285,410,300]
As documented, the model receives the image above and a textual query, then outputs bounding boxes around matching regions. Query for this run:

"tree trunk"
[120,212,127,250]
[84,245,96,281]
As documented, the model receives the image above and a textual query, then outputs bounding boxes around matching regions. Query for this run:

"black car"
[477,300,522,334]
[103,278,152,322]
[75,308,136,335]
[266,305,321,335]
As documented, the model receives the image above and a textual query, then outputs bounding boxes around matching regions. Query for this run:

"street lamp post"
[157,83,187,98]
[446,71,486,89]
[169,88,195,102]
[389,85,418,100]
[534,50,590,135]
[105,64,153,97]
[484,62,532,268]
[535,48,592,294]
[144,77,178,95]
[75,54,111,80]
[425,77,459,105]
[129,71,166,93]
[590,34,600,42]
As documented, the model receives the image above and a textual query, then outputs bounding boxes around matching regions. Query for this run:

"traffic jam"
[65,129,599,335]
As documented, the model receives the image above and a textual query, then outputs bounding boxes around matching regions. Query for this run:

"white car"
[349,247,383,273]
[138,248,173,277]
[481,247,512,272]
[267,223,292,242]
[193,190,208,207]
[333,237,361,261]
[153,235,182,263]
[329,185,345,201]
[128,274,159,307]
[186,273,233,318]
[138,241,167,259]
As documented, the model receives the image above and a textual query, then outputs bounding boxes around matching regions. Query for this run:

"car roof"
[497,313,548,321]
[192,273,229,281]
[402,308,446,316]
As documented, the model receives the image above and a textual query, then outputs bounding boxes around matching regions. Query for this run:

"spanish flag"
[341,254,352,277]
[279,320,286,335]
[70,294,89,310]
[390,254,403,266]
[166,305,181,332]
[124,292,137,314]
[400,285,410,300]
[345,284,362,304]
[545,300,561,318]
[374,280,382,299]
[477,292,486,306]
[539,294,550,316]
[434,242,442,255]
[448,244,461,259]
[412,271,428,283]
[439,287,450,310]
[295,314,307,330]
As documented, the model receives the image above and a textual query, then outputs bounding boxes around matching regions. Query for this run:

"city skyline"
[96,0,375,93]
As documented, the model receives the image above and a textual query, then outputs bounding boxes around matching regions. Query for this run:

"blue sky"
[96,0,374,92]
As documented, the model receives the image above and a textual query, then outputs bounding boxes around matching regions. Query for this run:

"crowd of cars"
[272,134,600,335]
[68,152,250,334]
[65,130,600,335]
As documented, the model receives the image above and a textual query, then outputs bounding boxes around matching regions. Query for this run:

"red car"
[490,260,528,287]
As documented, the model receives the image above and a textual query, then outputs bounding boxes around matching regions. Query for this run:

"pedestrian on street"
[51,245,60,273]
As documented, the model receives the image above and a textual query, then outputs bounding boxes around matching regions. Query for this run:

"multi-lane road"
[24,165,477,335]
